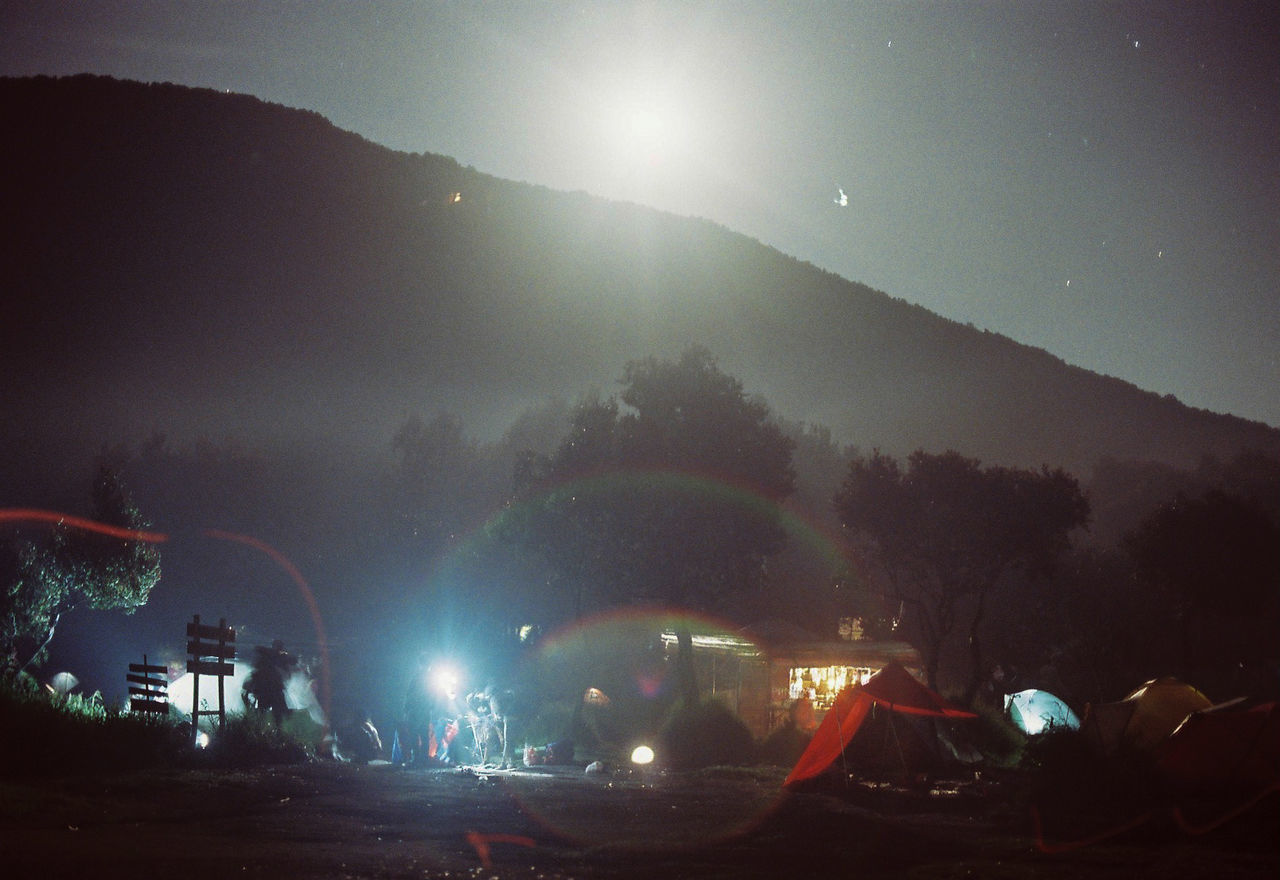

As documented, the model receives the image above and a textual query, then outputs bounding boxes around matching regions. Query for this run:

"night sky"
[2,0,1277,428]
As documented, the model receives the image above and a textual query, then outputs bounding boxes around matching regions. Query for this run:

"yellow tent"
[1080,677,1212,755]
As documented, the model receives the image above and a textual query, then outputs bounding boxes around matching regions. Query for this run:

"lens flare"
[1,509,331,730]
[495,607,785,848]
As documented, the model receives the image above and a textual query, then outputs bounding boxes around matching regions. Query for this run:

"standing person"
[400,653,435,766]
[244,639,296,725]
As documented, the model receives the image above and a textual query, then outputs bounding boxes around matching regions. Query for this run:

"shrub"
[0,677,313,777]
[964,702,1028,768]
[758,723,811,767]
[658,699,754,770]
[0,677,188,776]
[196,712,311,767]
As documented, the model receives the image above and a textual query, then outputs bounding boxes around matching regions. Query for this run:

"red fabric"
[784,690,873,787]
[783,664,976,787]
[1153,701,1280,793]
[858,663,978,719]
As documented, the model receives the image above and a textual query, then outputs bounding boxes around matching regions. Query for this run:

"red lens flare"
[2,508,331,727]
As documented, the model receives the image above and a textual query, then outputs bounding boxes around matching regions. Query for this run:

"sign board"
[186,640,236,660]
[130,698,169,714]
[187,659,235,677]
[127,654,169,716]
[186,620,236,642]
[128,662,167,675]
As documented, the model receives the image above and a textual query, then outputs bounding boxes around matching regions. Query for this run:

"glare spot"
[631,745,655,765]
[626,107,665,144]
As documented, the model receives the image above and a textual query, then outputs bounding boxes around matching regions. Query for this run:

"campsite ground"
[1,761,1276,879]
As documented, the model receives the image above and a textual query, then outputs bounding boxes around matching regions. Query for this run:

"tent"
[1079,677,1212,756]
[1153,700,1280,794]
[1004,688,1080,735]
[784,664,976,788]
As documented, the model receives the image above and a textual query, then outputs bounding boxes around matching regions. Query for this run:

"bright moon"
[625,107,665,142]
[610,101,680,166]
[599,78,693,170]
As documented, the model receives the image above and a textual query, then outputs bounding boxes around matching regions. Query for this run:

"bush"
[1017,728,1158,821]
[757,723,811,767]
[0,677,312,777]
[964,702,1028,768]
[196,712,311,767]
[657,699,754,770]
[0,677,188,776]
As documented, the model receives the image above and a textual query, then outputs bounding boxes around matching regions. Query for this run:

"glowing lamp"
[630,745,655,765]
[430,665,459,699]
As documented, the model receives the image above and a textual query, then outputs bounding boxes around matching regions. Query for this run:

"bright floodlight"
[431,665,459,698]
[631,745,655,765]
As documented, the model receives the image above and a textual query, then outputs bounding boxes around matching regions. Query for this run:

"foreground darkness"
[1,762,1276,879]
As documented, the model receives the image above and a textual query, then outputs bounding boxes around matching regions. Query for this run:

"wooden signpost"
[126,655,169,716]
[186,614,236,744]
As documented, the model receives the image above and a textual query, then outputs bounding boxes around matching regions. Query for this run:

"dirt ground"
[1,761,1276,879]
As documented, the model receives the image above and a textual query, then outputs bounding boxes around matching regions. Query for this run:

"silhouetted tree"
[834,450,1089,696]
[1124,489,1280,695]
[389,412,488,557]
[1,465,161,672]
[503,347,796,703]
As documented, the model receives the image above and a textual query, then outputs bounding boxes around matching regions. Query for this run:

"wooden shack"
[660,621,923,740]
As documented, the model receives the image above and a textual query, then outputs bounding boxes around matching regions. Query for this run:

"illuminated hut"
[660,620,924,740]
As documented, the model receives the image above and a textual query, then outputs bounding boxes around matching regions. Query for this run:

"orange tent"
[784,664,976,788]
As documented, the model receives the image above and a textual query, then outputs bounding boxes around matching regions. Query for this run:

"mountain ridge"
[3,74,1277,481]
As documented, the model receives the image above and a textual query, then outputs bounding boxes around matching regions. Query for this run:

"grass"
[0,673,314,777]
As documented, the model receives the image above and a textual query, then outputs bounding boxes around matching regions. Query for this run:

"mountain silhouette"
[4,74,1277,482]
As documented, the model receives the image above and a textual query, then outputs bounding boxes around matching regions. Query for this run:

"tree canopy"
[2,466,161,672]
[505,347,796,621]
[1124,489,1280,690]
[833,449,1089,693]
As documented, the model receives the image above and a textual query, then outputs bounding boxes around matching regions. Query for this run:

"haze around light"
[1,0,1276,427]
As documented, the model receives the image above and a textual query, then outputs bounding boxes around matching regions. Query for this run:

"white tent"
[1005,688,1080,735]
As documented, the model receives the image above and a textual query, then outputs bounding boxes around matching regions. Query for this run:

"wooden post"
[186,614,236,745]
[191,616,201,746]
[216,618,227,730]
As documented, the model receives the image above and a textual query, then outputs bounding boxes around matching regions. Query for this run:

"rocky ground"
[1,761,1276,878]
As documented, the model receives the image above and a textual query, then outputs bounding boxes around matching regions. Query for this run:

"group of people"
[243,644,507,767]
[398,653,461,766]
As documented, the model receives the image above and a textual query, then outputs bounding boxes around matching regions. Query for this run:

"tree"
[503,347,796,702]
[2,465,161,673]
[833,449,1088,695]
[1124,489,1280,693]
[389,411,488,558]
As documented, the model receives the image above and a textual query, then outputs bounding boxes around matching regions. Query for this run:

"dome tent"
[1004,689,1080,735]
[1080,677,1212,756]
